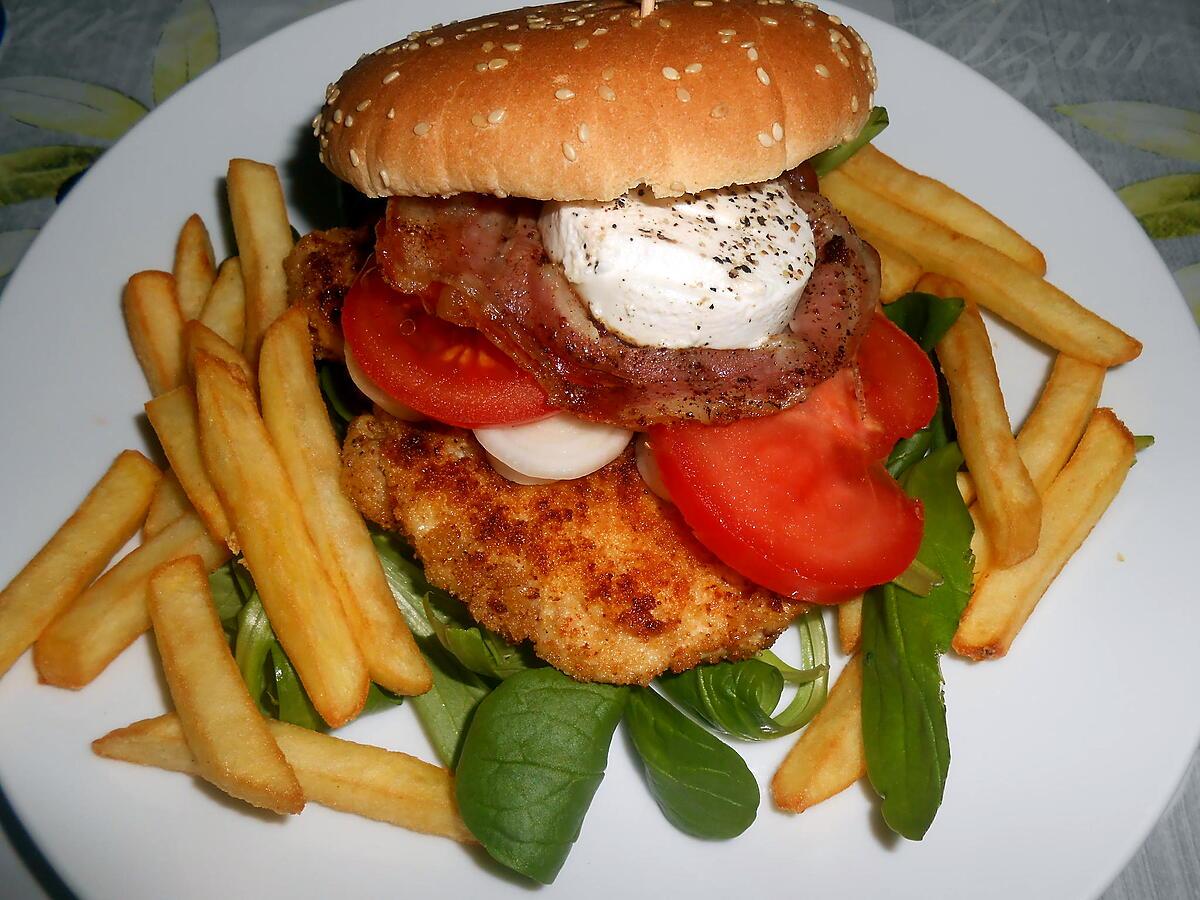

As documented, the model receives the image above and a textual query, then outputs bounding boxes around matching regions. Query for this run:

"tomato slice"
[650,314,938,603]
[341,262,554,428]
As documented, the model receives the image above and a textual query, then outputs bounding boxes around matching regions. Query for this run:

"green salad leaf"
[811,106,888,176]
[657,609,828,740]
[455,668,628,883]
[626,688,759,839]
[233,594,276,718]
[374,533,491,766]
[270,642,325,730]
[422,595,539,680]
[860,443,974,840]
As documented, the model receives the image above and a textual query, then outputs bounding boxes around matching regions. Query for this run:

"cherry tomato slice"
[341,262,554,428]
[650,314,937,603]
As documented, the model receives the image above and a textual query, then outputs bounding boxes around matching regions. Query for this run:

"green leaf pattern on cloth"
[0,77,148,142]
[152,0,220,106]
[0,146,104,206]
[1117,174,1200,239]
[1058,102,1200,163]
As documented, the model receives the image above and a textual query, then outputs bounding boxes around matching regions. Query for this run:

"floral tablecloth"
[0,1,1196,898]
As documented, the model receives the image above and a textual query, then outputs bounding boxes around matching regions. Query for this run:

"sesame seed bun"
[316,0,876,201]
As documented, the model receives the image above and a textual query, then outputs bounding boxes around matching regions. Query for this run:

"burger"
[292,0,937,685]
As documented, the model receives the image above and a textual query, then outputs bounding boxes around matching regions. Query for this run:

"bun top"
[316,0,876,201]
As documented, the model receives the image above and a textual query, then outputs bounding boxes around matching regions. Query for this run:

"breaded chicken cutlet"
[341,413,803,685]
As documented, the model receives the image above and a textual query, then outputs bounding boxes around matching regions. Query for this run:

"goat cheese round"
[539,181,816,350]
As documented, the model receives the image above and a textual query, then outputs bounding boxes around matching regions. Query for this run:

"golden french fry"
[93,713,473,842]
[123,270,186,396]
[954,409,1134,659]
[143,470,193,540]
[861,230,922,303]
[259,310,431,695]
[837,596,862,656]
[145,386,234,548]
[0,451,160,679]
[148,556,304,814]
[937,302,1041,568]
[33,513,229,689]
[843,145,1047,276]
[772,655,865,812]
[822,170,1141,367]
[183,319,254,387]
[173,214,217,321]
[227,159,294,365]
[914,271,967,301]
[958,354,1105,506]
[194,353,369,726]
[199,257,246,350]
[968,503,992,576]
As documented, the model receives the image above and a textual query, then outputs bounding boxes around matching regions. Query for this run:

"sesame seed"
[356,99,371,111]
[828,13,842,24]
[403,42,419,51]
[814,63,829,77]
[344,114,354,127]
[349,148,361,166]
[677,86,691,102]
[761,16,778,25]
[323,119,334,133]
[488,108,507,125]
[741,40,756,48]
[851,95,859,112]
[332,109,343,123]
[578,123,590,141]
[475,62,488,72]
[427,36,444,46]
[482,40,495,52]
[490,58,508,69]
[747,47,759,61]
[503,42,522,51]
[387,107,395,119]
[380,169,390,187]
[413,121,431,136]
[772,121,784,140]
[602,67,616,81]
[694,0,713,5]
[574,39,589,49]
[718,28,736,35]
[481,21,499,29]
[593,27,608,35]
[382,70,400,84]
[662,66,680,80]
[757,132,773,147]
[659,18,671,28]
[598,84,616,101]
[562,142,577,161]
[471,113,488,128]
[507,23,520,30]
[757,67,771,85]
[710,104,728,118]
[685,62,703,74]
[555,88,576,100]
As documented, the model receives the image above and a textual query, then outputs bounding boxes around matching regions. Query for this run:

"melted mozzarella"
[539,180,816,349]
[474,413,632,483]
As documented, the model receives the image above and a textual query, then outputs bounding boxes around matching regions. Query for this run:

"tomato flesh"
[341,262,554,428]
[651,314,938,603]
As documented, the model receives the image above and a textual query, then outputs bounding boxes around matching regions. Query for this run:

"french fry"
[937,301,1041,568]
[842,145,1047,275]
[954,409,1134,659]
[861,230,921,303]
[143,470,193,540]
[93,713,473,842]
[0,451,160,679]
[227,159,294,365]
[772,655,865,812]
[145,386,234,547]
[198,257,246,350]
[958,354,1105,506]
[33,512,229,689]
[173,214,217,321]
[822,170,1141,367]
[183,319,254,387]
[123,270,186,396]
[837,596,862,655]
[259,310,431,695]
[194,353,369,726]
[148,556,304,814]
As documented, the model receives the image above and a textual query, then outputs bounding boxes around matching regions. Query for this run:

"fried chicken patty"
[341,413,803,685]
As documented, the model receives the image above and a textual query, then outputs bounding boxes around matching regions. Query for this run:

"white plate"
[2,2,1199,898]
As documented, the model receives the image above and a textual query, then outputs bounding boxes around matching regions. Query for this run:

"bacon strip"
[375,184,879,428]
